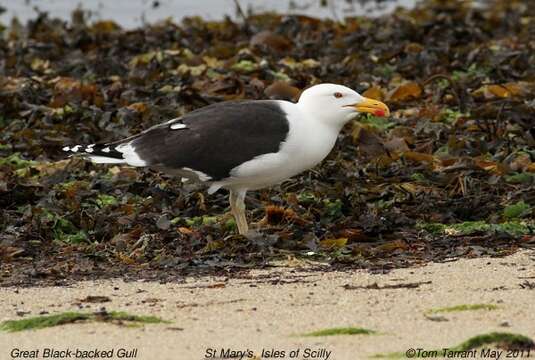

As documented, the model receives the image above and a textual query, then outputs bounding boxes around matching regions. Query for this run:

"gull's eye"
[334,92,343,98]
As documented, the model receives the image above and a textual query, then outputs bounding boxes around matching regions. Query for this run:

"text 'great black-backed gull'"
[63,83,390,235]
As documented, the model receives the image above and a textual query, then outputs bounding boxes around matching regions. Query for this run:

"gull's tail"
[63,139,148,166]
[62,143,127,164]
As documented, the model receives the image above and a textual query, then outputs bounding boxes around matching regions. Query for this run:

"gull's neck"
[295,101,346,134]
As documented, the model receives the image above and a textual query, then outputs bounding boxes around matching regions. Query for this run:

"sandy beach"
[1,250,534,360]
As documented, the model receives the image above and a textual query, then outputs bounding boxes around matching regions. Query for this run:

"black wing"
[129,100,290,181]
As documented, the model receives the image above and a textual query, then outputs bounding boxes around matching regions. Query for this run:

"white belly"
[224,101,340,191]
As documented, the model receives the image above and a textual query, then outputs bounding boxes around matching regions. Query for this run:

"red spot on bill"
[374,109,386,117]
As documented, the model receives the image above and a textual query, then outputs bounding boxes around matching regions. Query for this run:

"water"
[0,0,417,28]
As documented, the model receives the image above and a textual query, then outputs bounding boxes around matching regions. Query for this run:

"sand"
[1,250,534,360]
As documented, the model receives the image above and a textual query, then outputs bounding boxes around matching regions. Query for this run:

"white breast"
[225,101,340,190]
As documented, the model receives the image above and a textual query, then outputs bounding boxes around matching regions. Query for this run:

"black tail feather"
[62,143,126,163]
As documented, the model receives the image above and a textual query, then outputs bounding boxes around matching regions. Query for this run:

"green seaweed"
[60,230,89,244]
[497,222,531,236]
[267,70,291,81]
[451,64,489,81]
[417,221,531,236]
[185,215,220,227]
[0,153,37,169]
[427,303,498,314]
[440,108,467,124]
[505,172,535,184]
[504,201,531,219]
[96,194,119,207]
[453,332,534,351]
[224,218,237,232]
[0,312,90,332]
[41,210,88,244]
[360,113,396,131]
[231,60,258,73]
[297,191,317,205]
[0,311,168,332]
[417,222,446,234]
[303,327,376,337]
[410,173,426,182]
[451,221,492,234]
[323,199,344,219]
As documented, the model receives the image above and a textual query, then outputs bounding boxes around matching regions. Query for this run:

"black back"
[131,100,290,180]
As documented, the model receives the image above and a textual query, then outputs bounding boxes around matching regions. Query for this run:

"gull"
[63,84,390,235]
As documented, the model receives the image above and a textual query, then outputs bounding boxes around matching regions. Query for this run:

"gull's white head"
[297,83,390,128]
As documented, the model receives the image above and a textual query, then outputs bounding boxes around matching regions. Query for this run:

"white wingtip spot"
[85,147,94,153]
[71,145,81,152]
[170,123,187,130]
[62,146,70,151]
[102,147,111,153]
